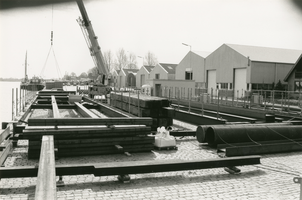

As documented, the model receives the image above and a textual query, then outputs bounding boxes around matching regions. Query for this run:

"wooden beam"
[51,96,61,118]
[27,117,153,126]
[75,102,99,118]
[0,155,261,179]
[35,135,56,200]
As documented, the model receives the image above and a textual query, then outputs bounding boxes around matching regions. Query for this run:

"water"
[0,81,21,124]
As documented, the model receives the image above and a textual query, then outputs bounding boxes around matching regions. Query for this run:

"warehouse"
[175,51,210,88]
[284,54,302,98]
[205,44,302,98]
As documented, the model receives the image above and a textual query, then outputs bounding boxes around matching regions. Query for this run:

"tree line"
[63,48,158,80]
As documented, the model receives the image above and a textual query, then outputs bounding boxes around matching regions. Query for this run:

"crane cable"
[40,4,62,79]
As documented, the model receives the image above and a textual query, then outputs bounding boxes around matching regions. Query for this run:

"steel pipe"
[206,125,302,146]
[196,122,297,144]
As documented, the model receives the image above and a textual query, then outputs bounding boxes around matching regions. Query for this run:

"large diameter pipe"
[206,125,302,147]
[196,122,297,144]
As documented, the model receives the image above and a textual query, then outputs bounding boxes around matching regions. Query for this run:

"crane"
[76,0,111,97]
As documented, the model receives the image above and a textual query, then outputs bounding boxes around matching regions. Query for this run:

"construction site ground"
[1,120,301,200]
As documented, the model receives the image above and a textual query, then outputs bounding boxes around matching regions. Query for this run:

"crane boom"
[76,0,109,84]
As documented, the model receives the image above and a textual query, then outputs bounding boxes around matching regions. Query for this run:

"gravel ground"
[1,121,302,200]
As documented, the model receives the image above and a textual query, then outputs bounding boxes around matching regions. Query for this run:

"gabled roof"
[112,69,120,76]
[192,51,211,58]
[122,68,139,76]
[144,65,155,73]
[159,63,177,74]
[284,53,302,82]
[225,43,302,64]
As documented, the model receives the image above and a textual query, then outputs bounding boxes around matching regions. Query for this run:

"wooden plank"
[35,135,56,200]
[27,117,153,126]
[0,155,261,179]
[75,102,99,118]
[0,126,10,143]
[51,96,61,118]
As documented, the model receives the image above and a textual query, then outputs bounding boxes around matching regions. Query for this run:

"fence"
[11,88,36,121]
[156,86,302,115]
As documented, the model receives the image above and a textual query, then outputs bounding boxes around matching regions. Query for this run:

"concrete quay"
[1,135,301,200]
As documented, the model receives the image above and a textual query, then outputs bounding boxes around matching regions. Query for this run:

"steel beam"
[51,96,61,118]
[225,142,302,157]
[173,109,226,125]
[0,155,260,179]
[35,135,56,200]
[75,102,99,118]
[27,117,153,126]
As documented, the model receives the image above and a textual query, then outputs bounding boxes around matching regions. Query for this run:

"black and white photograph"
[1,0,302,199]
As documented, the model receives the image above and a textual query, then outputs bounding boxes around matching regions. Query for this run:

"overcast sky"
[1,0,302,79]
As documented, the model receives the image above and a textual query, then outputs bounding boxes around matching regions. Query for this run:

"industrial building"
[117,68,139,88]
[175,51,210,88]
[205,44,302,98]
[284,54,302,98]
[135,65,155,88]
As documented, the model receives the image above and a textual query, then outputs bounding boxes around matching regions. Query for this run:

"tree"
[128,52,137,69]
[274,80,284,91]
[103,50,114,73]
[87,66,98,79]
[115,48,128,70]
[144,51,158,66]
[79,72,88,78]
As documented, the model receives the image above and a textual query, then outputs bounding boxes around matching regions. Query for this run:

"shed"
[284,54,302,97]
[175,51,210,88]
[205,44,302,98]
[135,65,155,88]
[117,68,139,88]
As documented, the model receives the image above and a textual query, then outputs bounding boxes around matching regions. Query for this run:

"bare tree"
[115,48,128,70]
[103,50,114,73]
[145,51,158,66]
[128,52,138,69]
[87,66,98,79]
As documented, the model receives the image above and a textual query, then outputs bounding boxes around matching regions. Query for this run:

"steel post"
[293,176,302,200]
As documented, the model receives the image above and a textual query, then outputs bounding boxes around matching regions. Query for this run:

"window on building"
[221,83,228,89]
[229,83,233,89]
[294,81,302,92]
[185,68,193,80]
[155,74,160,79]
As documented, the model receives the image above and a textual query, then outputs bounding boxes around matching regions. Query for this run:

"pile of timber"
[196,122,302,156]
[22,117,155,159]
[110,92,173,130]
